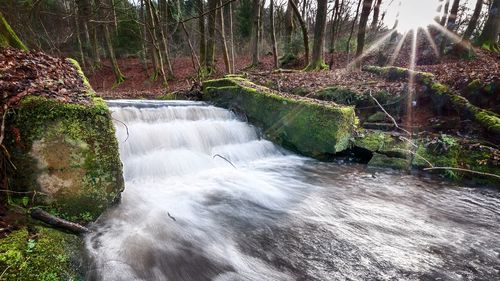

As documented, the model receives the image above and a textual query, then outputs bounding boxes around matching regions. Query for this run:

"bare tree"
[355,0,373,63]
[463,0,484,40]
[270,0,279,69]
[477,0,500,50]
[218,0,230,73]
[306,0,329,70]
[289,0,310,65]
[371,0,382,30]
[250,0,261,66]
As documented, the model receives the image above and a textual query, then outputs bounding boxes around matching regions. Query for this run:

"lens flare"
[393,0,440,32]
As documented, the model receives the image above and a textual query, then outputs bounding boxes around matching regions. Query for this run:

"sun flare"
[389,0,441,32]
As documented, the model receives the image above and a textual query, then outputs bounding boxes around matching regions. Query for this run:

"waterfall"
[85,100,500,281]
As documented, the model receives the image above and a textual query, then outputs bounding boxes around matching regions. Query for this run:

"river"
[85,100,500,281]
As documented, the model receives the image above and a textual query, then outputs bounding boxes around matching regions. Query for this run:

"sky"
[381,0,479,31]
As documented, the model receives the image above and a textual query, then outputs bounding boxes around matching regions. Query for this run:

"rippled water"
[85,100,500,281]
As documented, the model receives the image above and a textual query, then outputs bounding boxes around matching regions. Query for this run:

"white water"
[85,100,500,281]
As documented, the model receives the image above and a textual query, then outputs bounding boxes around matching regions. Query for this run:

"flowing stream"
[85,100,500,281]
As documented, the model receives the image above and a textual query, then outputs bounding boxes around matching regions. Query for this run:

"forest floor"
[88,44,499,107]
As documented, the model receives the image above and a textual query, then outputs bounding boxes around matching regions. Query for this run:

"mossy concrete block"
[0,226,83,280]
[368,153,411,170]
[354,130,412,159]
[7,96,124,223]
[202,78,357,157]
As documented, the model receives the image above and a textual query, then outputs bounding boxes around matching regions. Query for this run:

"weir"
[84,100,500,280]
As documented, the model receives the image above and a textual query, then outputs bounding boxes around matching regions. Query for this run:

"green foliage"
[236,0,252,38]
[0,227,82,281]
[113,16,141,56]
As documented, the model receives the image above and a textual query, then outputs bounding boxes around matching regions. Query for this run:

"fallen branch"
[30,207,90,234]
[213,154,236,168]
[111,116,129,142]
[369,91,412,136]
[423,167,500,180]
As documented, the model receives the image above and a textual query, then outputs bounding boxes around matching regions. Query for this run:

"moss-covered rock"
[6,96,124,223]
[354,130,412,159]
[5,59,124,223]
[368,153,411,170]
[0,226,83,281]
[203,78,357,157]
[364,65,500,138]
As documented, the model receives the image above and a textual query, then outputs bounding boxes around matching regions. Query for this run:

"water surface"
[86,100,500,281]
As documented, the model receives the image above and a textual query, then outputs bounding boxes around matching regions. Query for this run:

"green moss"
[367,65,500,137]
[366,112,387,122]
[6,96,124,223]
[412,135,461,179]
[368,153,411,170]
[0,226,82,281]
[314,86,361,105]
[203,78,357,157]
[354,130,411,159]
[304,60,328,71]
[466,79,483,92]
[66,58,93,95]
[0,12,27,50]
[292,87,311,97]
[363,65,434,84]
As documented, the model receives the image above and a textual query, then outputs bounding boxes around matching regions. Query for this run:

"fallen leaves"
[0,48,91,111]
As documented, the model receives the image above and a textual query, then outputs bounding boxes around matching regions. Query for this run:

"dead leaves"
[0,48,91,111]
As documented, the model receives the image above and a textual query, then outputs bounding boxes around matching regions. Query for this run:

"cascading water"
[85,100,500,281]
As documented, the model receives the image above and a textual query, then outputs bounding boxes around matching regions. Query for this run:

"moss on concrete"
[203,78,357,157]
[354,130,412,159]
[0,12,27,51]
[368,153,411,170]
[6,95,124,223]
[0,226,83,281]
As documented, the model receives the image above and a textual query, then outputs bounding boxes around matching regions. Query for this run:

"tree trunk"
[145,0,167,84]
[0,11,27,50]
[139,0,148,72]
[289,0,309,65]
[440,0,460,54]
[355,0,373,60]
[329,0,341,69]
[250,0,261,66]
[282,0,295,61]
[229,2,235,73]
[73,0,86,68]
[306,0,328,70]
[346,0,362,56]
[270,0,278,69]
[205,0,217,73]
[463,0,483,40]
[218,0,231,73]
[477,0,500,50]
[152,2,174,77]
[370,0,382,30]
[440,0,450,26]
[198,0,206,66]
[101,0,125,85]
